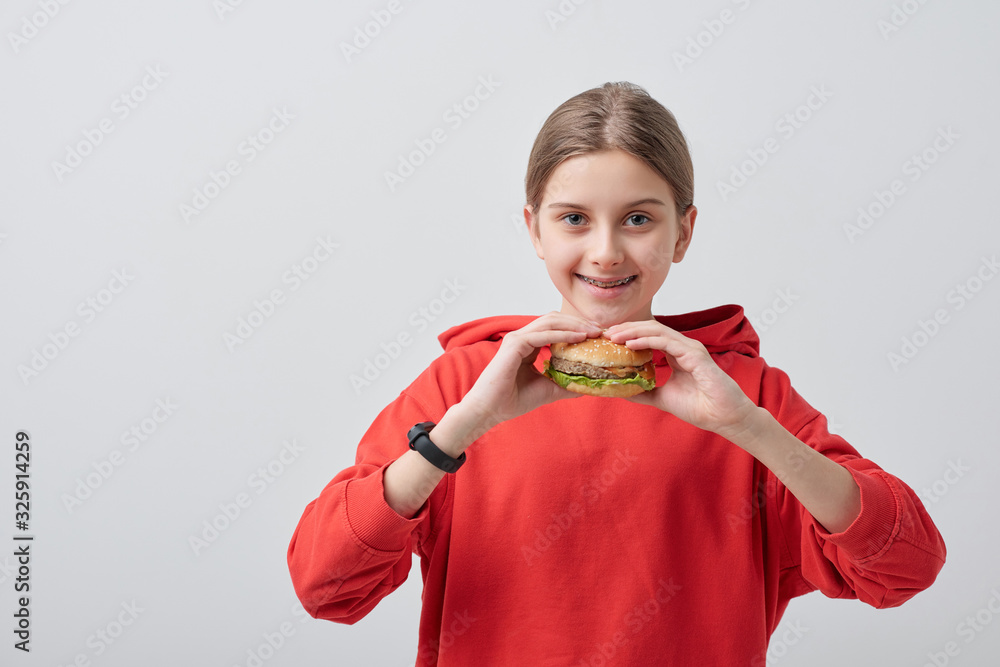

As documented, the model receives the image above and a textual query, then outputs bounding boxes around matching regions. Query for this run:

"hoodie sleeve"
[286,386,452,624]
[758,364,947,609]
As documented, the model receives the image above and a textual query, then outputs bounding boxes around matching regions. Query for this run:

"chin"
[573,301,647,326]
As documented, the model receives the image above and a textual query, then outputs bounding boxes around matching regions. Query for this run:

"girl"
[287,81,946,665]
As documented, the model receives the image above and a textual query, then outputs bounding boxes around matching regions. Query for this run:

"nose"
[587,223,624,268]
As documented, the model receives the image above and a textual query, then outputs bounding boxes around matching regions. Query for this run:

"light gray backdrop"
[2,1,998,665]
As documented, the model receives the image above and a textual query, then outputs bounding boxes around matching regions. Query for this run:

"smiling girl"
[288,81,946,665]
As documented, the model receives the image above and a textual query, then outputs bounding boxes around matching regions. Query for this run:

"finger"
[604,317,669,331]
[634,337,706,374]
[519,328,595,350]
[549,383,586,400]
[603,321,671,342]
[602,333,674,360]
[514,315,604,349]
[501,328,591,363]
[624,390,653,407]
[529,311,605,334]
[621,335,666,352]
[624,389,664,410]
[603,329,658,346]
[611,327,704,361]
[608,318,692,338]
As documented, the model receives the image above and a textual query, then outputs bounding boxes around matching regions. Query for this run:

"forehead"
[542,150,675,208]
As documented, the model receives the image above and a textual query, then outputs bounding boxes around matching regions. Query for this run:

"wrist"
[430,401,496,458]
[716,403,771,447]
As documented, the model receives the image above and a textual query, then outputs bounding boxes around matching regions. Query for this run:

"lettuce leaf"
[543,361,656,392]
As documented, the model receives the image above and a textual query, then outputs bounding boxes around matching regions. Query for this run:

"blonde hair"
[525,81,694,221]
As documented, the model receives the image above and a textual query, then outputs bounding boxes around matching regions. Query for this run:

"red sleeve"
[759,365,947,608]
[286,388,451,623]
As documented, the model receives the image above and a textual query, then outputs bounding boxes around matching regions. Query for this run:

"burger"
[543,337,656,397]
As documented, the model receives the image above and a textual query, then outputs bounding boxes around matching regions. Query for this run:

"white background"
[2,1,998,665]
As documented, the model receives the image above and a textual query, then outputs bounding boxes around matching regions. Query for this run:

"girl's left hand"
[603,320,758,439]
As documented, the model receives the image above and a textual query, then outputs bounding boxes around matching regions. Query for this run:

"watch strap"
[407,421,466,473]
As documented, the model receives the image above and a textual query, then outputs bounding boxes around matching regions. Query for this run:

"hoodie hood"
[438,304,760,361]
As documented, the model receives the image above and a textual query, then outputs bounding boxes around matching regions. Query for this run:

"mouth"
[576,274,637,288]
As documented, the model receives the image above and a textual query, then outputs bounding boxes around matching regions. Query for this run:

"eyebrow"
[546,198,668,210]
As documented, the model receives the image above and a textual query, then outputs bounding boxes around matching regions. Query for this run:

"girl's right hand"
[459,311,604,432]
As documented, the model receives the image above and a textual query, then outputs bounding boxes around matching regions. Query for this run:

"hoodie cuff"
[344,462,429,553]
[813,465,899,563]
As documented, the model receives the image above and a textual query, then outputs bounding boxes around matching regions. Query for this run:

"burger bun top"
[549,336,653,367]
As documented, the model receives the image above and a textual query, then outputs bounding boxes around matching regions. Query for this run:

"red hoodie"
[287,304,946,665]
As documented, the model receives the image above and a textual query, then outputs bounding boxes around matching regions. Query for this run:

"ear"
[525,204,544,260]
[672,205,697,263]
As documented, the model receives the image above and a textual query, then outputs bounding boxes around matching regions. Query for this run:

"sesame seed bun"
[549,337,653,367]
[544,337,656,397]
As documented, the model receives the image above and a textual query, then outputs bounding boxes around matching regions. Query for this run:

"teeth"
[581,275,634,288]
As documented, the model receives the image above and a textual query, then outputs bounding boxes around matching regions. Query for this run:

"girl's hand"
[460,311,603,431]
[603,320,758,440]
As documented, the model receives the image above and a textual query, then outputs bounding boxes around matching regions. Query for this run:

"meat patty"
[549,356,638,380]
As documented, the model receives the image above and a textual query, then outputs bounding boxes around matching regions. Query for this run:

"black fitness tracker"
[407,421,466,473]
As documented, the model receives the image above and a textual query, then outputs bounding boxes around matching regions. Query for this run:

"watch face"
[405,421,463,472]
[408,422,434,450]
[409,422,433,441]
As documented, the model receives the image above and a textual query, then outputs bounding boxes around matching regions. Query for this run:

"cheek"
[640,240,675,274]
[543,241,577,271]
[540,247,572,283]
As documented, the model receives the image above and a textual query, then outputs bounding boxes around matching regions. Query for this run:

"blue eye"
[559,213,650,227]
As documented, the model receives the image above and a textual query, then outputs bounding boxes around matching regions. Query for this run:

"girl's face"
[526,149,697,328]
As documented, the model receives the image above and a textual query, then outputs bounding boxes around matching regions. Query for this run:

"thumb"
[625,390,659,409]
